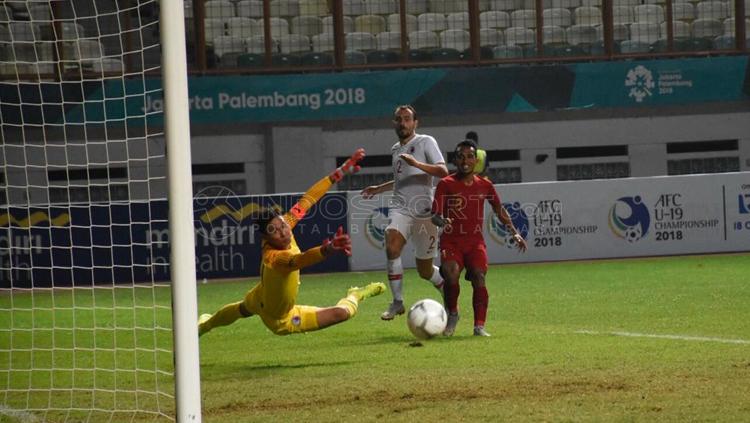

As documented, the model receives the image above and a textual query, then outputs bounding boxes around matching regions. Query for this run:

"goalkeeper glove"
[321,226,352,256]
[329,148,365,182]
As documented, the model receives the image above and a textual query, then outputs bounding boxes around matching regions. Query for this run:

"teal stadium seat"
[366,50,400,64]
[237,53,265,67]
[430,47,462,61]
[301,51,334,65]
[345,51,367,65]
[272,53,302,66]
[492,45,523,58]
[713,34,735,50]
[407,49,432,62]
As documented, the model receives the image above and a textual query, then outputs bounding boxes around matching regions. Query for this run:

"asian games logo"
[487,202,529,248]
[625,65,654,103]
[609,196,650,242]
[365,207,389,249]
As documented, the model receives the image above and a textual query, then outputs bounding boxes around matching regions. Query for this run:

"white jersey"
[390,133,445,218]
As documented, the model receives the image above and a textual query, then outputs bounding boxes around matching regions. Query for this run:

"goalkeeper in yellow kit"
[198,149,385,336]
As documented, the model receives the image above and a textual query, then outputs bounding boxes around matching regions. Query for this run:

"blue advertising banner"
[1,57,746,126]
[0,193,348,288]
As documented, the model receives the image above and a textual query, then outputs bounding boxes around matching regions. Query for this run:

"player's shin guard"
[387,257,404,302]
[472,286,489,327]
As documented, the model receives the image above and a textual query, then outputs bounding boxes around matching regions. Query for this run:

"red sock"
[473,286,489,327]
[444,281,460,314]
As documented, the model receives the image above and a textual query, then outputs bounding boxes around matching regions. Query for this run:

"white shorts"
[386,210,438,260]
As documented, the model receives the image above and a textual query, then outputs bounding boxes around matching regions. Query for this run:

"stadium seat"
[574,6,601,25]
[440,29,470,50]
[269,17,291,36]
[237,0,264,18]
[696,1,729,20]
[237,52,266,66]
[409,30,440,48]
[206,0,236,19]
[480,11,511,29]
[723,18,750,36]
[216,52,242,67]
[660,21,691,39]
[301,51,334,65]
[376,31,404,50]
[417,13,448,32]
[205,18,228,42]
[612,6,634,24]
[543,8,572,27]
[406,0,429,14]
[566,24,597,45]
[461,45,495,59]
[407,48,433,61]
[228,17,261,38]
[246,36,279,54]
[322,16,355,33]
[428,0,469,13]
[343,0,367,16]
[542,25,566,44]
[629,22,661,43]
[505,26,535,45]
[312,32,335,51]
[212,35,245,58]
[387,13,418,32]
[298,0,329,16]
[712,34,735,49]
[672,3,695,22]
[345,31,377,51]
[489,0,516,10]
[681,37,714,50]
[367,0,398,15]
[272,52,302,66]
[479,28,504,46]
[613,0,639,6]
[367,49,401,63]
[279,34,311,53]
[634,4,665,23]
[447,12,470,30]
[691,18,723,38]
[291,16,324,36]
[354,14,387,34]
[511,10,536,28]
[345,50,368,64]
[270,0,300,17]
[431,47,462,60]
[619,39,651,52]
[91,58,124,74]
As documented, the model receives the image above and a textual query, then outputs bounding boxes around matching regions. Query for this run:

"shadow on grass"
[201,360,356,381]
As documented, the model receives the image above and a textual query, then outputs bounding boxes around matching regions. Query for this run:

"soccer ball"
[407,299,447,339]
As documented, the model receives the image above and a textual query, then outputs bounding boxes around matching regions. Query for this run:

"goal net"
[0,1,199,421]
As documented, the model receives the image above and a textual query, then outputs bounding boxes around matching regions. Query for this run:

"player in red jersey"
[431,139,527,336]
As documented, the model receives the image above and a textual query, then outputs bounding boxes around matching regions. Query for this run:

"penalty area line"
[575,330,750,345]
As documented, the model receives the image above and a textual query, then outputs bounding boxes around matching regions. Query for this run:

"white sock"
[387,257,404,302]
[429,265,444,288]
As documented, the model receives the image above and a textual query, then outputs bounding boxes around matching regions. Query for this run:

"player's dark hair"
[465,131,479,144]
[394,104,417,120]
[455,139,478,155]
[251,207,282,236]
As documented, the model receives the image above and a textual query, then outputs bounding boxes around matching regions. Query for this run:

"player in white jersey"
[361,105,449,320]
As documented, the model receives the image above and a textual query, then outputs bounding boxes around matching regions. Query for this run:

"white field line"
[575,330,750,345]
[0,406,41,422]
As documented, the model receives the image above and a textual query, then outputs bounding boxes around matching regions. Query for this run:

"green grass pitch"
[2,253,749,422]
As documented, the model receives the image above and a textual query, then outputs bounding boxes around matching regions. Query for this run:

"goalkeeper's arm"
[285,148,365,228]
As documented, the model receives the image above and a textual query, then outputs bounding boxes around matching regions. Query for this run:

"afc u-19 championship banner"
[0,192,348,288]
[347,172,750,271]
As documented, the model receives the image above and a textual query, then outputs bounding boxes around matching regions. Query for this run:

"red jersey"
[432,174,501,242]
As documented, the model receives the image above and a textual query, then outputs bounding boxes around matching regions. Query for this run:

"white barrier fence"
[347,172,750,271]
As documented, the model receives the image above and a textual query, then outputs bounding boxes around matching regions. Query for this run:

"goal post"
[160,0,203,421]
[0,0,201,421]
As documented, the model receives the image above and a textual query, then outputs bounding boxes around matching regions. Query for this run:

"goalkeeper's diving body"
[198,149,385,336]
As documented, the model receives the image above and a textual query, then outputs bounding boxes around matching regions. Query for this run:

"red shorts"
[439,239,488,273]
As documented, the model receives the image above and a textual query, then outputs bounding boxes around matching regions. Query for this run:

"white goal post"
[0,0,201,421]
